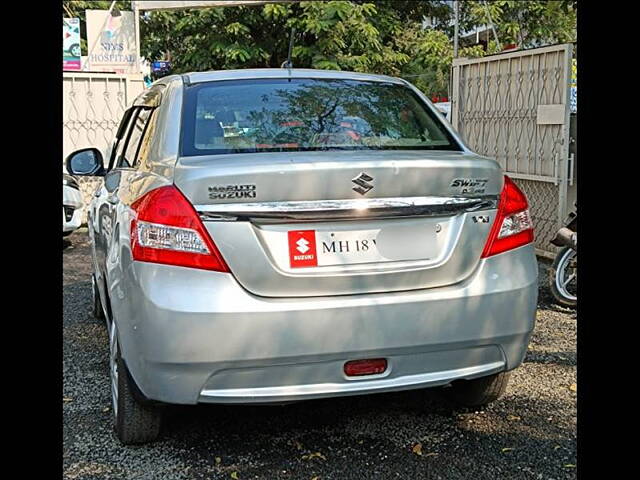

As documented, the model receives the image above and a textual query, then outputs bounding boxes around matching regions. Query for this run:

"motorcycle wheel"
[549,246,577,308]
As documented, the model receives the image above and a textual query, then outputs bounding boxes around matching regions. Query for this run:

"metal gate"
[451,44,575,258]
[63,72,145,217]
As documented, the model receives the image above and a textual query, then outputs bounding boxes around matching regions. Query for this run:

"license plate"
[287,226,437,268]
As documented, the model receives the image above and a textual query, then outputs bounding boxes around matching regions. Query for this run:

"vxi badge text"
[208,184,257,200]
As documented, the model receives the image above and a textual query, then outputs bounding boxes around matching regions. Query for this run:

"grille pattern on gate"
[63,78,128,160]
[512,178,559,254]
[77,177,104,214]
[456,50,566,179]
[63,74,145,223]
[452,46,573,256]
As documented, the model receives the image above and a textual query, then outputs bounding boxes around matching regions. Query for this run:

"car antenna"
[280,27,296,72]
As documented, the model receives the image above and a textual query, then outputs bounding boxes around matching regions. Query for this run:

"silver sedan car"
[66,69,538,444]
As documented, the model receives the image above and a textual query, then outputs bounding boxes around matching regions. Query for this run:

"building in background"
[422,1,518,53]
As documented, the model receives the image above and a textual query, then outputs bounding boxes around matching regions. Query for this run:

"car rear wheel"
[445,371,510,407]
[109,321,163,444]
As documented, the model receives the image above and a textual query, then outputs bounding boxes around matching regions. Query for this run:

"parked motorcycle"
[549,205,577,307]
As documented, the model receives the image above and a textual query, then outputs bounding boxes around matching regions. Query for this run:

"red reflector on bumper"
[344,358,387,376]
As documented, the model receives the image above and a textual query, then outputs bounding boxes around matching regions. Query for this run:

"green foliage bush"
[63,1,576,98]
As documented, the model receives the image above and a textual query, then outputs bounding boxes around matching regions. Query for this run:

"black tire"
[110,322,163,445]
[91,274,105,321]
[549,246,577,308]
[69,43,81,57]
[445,371,510,407]
[114,357,163,444]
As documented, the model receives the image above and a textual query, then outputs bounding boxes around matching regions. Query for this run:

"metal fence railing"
[451,44,576,257]
[63,72,146,220]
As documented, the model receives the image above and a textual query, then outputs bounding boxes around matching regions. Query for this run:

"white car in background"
[63,173,83,236]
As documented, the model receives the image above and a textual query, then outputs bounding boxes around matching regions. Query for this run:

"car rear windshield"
[180,78,461,156]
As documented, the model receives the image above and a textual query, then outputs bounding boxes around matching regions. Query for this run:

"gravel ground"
[63,229,576,480]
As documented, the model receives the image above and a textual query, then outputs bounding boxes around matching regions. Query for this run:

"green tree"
[140,1,462,95]
[63,1,576,98]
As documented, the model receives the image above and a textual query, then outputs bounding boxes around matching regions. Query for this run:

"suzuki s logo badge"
[288,230,318,268]
[296,237,310,254]
[352,172,374,195]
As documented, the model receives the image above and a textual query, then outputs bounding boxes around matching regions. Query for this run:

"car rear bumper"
[63,207,82,232]
[115,244,538,405]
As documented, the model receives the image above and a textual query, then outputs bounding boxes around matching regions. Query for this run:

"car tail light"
[344,358,388,376]
[130,185,229,272]
[481,176,534,258]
